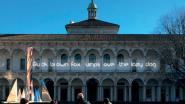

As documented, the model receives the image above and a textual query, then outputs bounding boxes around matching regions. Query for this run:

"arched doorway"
[146,79,158,102]
[161,79,174,102]
[71,78,83,101]
[102,79,114,100]
[132,81,139,102]
[117,78,129,102]
[57,78,68,102]
[87,78,99,101]
[0,78,9,100]
[131,79,143,102]
[44,78,54,99]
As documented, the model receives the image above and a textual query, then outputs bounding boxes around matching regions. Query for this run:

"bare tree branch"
[157,8,185,88]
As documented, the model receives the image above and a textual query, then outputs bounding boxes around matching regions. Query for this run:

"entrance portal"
[87,78,99,101]
[132,80,139,102]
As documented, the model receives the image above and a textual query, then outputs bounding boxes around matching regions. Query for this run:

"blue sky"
[0,0,184,34]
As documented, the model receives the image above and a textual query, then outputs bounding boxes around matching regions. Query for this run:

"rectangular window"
[20,58,25,70]
[6,59,10,70]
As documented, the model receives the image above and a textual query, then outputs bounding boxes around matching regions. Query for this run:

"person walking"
[103,98,112,104]
[76,93,88,104]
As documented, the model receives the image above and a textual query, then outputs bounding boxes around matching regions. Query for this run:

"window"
[89,54,96,63]
[146,88,152,98]
[48,58,53,72]
[103,54,110,64]
[61,54,68,64]
[117,54,124,64]
[132,59,137,72]
[146,60,152,71]
[6,59,10,70]
[74,54,81,63]
[20,58,25,70]
[35,58,40,70]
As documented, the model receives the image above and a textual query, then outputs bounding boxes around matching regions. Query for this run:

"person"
[20,98,29,104]
[103,98,112,104]
[76,92,88,104]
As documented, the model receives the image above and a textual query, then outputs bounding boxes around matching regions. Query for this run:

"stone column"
[97,86,99,101]
[114,85,117,101]
[83,86,87,101]
[152,86,155,102]
[98,86,100,101]
[72,87,74,101]
[180,87,183,100]
[54,85,56,100]
[67,85,71,102]
[2,86,5,100]
[166,86,169,102]
[98,86,101,101]
[143,85,146,102]
[124,86,127,101]
[129,86,131,102]
[57,86,60,101]
[171,86,176,102]
[157,86,161,102]
[111,86,113,101]
[100,86,103,101]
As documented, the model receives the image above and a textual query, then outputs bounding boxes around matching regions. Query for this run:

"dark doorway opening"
[60,88,67,101]
[117,88,124,101]
[87,78,99,101]
[132,81,139,102]
[104,88,111,99]
[45,79,54,99]
[117,81,125,102]
[75,88,82,101]
[58,79,68,102]
[161,88,166,102]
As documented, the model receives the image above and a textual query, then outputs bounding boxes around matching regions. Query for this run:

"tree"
[157,8,185,34]
[157,8,185,88]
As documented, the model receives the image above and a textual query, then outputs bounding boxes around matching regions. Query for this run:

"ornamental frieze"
[0,41,171,49]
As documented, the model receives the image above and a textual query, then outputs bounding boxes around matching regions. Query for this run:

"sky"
[0,0,184,34]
